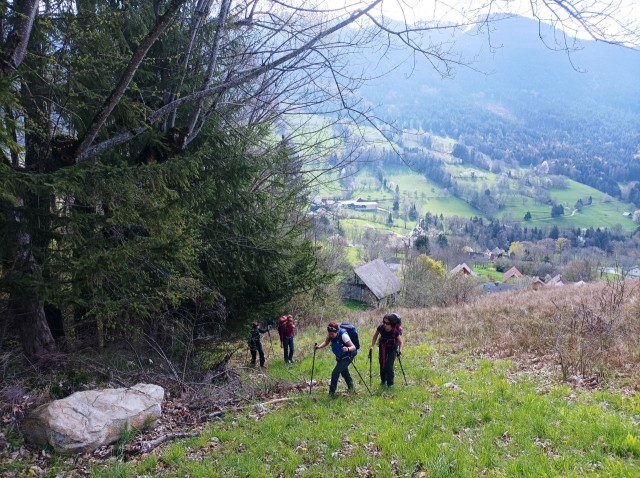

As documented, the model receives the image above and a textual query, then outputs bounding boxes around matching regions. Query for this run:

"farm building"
[530,277,546,290]
[449,263,477,276]
[547,275,567,287]
[340,198,379,211]
[342,259,402,308]
[502,267,523,282]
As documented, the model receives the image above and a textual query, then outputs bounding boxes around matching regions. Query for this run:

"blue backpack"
[339,323,360,352]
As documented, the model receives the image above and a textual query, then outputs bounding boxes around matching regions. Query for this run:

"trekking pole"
[349,357,372,395]
[309,343,317,394]
[368,348,372,388]
[397,354,408,386]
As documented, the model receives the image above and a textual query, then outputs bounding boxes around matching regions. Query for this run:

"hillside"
[354,15,640,196]
[327,161,638,245]
[13,281,638,476]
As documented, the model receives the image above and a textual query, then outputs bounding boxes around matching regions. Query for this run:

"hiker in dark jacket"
[370,313,403,388]
[314,321,356,397]
[248,322,268,367]
[278,314,296,363]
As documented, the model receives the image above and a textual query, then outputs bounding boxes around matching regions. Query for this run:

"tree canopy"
[1,0,637,360]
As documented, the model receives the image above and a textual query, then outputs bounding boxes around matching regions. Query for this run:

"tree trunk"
[10,297,56,360]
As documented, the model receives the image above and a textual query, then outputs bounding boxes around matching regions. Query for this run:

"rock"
[23,383,164,453]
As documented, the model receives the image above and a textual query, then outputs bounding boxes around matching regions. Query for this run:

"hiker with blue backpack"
[370,313,403,388]
[314,322,357,397]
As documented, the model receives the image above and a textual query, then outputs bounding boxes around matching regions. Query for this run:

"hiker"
[248,322,269,367]
[278,314,296,363]
[370,313,403,388]
[314,321,356,397]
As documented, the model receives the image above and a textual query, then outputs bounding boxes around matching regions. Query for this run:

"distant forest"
[355,15,640,201]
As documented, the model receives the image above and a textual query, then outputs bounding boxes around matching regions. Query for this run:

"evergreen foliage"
[0,0,331,358]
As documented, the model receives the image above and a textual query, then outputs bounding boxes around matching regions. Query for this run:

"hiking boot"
[347,387,356,394]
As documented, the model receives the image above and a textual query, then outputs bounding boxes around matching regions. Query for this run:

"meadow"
[339,164,637,243]
[79,282,640,478]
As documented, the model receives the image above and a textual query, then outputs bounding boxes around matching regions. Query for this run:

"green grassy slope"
[90,317,640,478]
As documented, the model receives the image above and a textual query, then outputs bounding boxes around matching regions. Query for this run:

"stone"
[23,383,164,452]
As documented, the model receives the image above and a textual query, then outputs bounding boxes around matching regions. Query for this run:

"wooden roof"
[450,263,476,276]
[354,259,402,300]
[502,267,523,282]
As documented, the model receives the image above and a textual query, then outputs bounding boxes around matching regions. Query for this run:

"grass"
[7,284,639,477]
[351,167,482,220]
[342,299,373,311]
[83,283,640,477]
[92,346,640,477]
[445,165,636,231]
[473,263,504,282]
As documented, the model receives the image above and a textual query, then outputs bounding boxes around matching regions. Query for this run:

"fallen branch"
[137,432,198,454]
[127,397,299,456]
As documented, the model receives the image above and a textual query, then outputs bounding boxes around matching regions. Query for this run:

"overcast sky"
[318,0,639,43]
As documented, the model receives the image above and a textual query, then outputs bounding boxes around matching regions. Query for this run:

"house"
[626,267,640,279]
[502,267,523,282]
[489,247,505,259]
[343,259,402,308]
[450,263,476,276]
[547,274,567,287]
[340,198,378,211]
[530,277,546,290]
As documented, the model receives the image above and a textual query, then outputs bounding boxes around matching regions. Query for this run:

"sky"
[319,0,640,44]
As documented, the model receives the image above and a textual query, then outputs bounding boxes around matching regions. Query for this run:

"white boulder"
[23,383,164,452]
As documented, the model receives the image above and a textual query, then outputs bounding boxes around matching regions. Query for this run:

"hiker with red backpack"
[278,314,296,363]
[314,322,356,397]
[370,313,403,388]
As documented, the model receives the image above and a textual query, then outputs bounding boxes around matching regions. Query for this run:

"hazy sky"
[319,0,639,43]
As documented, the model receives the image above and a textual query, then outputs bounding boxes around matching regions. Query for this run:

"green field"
[312,130,637,248]
[84,322,640,478]
[473,263,504,282]
[446,164,636,231]
[350,167,483,220]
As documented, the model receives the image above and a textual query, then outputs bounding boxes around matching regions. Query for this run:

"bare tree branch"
[73,0,188,162]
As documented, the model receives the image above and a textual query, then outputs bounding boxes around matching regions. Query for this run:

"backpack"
[339,323,360,351]
[387,313,402,328]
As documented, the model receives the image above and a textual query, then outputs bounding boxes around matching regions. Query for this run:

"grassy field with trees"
[5,282,637,477]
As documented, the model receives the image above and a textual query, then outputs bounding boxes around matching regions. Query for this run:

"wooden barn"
[343,259,402,308]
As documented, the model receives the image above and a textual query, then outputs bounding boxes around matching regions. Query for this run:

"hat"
[327,321,339,332]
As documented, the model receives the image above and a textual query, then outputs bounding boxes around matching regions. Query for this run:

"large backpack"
[339,323,360,352]
[387,313,402,329]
